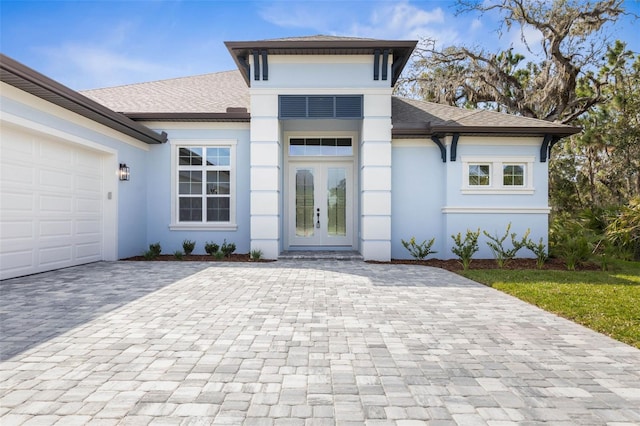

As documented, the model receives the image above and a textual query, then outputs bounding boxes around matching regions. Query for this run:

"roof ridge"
[81,70,240,93]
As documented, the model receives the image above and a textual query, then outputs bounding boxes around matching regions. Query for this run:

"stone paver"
[1,260,639,425]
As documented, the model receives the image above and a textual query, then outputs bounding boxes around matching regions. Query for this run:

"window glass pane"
[469,165,490,186]
[179,147,203,165]
[179,171,202,194]
[206,197,230,222]
[179,197,202,221]
[206,147,230,166]
[206,171,230,195]
[289,138,353,156]
[503,165,524,186]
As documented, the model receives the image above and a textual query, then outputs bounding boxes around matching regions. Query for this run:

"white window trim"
[461,156,535,195]
[169,139,238,230]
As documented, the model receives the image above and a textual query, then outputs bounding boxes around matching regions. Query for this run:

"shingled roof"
[80,69,579,136]
[392,97,580,137]
[81,71,250,121]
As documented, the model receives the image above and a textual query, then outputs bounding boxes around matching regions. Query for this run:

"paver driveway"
[1,261,639,425]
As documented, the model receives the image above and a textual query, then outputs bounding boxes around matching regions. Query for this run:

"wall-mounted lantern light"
[119,163,130,181]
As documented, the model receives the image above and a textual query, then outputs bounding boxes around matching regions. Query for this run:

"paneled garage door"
[1,125,104,280]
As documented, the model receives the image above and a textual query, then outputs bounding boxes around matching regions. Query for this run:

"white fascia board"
[442,206,551,214]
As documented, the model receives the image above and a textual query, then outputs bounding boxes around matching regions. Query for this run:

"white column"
[360,93,392,261]
[250,93,280,259]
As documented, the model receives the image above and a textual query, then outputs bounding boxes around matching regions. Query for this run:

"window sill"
[169,223,238,231]
[461,188,535,195]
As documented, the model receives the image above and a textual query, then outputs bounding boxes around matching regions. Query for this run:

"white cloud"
[38,43,181,89]
[259,1,459,46]
[504,24,545,57]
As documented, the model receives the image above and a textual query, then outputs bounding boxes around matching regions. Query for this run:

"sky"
[1,0,639,91]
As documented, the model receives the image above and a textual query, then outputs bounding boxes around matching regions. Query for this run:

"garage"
[0,124,105,280]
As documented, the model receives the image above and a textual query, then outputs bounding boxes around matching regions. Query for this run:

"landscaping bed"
[380,257,600,272]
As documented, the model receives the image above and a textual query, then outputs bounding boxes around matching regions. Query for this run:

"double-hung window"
[171,141,236,229]
[462,156,534,194]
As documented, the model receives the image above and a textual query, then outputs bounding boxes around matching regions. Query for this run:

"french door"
[287,162,353,247]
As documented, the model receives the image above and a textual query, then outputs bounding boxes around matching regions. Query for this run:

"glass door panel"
[327,168,346,237]
[295,169,315,237]
[288,163,353,248]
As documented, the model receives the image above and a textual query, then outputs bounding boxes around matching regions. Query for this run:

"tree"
[400,0,628,124]
[551,42,640,210]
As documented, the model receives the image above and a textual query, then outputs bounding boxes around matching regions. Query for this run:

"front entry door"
[288,163,353,247]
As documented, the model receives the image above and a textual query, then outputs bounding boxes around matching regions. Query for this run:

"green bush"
[204,241,219,255]
[451,229,480,271]
[250,249,263,261]
[221,239,236,257]
[483,223,530,268]
[605,197,640,260]
[401,236,437,260]
[143,242,162,260]
[526,237,548,269]
[214,250,225,260]
[182,239,196,255]
[174,250,184,260]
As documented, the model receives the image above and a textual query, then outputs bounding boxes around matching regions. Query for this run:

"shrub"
[526,237,548,269]
[483,223,530,268]
[550,215,594,270]
[182,239,196,255]
[451,229,480,271]
[214,250,225,260]
[250,249,263,261]
[143,242,162,260]
[605,197,640,260]
[204,241,219,255]
[149,242,162,256]
[401,236,437,260]
[174,250,184,260]
[221,239,236,257]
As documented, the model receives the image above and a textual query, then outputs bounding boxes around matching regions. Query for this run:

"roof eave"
[125,112,251,122]
[225,39,418,87]
[392,124,582,138]
[0,54,168,145]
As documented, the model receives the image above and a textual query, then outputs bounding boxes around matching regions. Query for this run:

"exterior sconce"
[119,163,130,181]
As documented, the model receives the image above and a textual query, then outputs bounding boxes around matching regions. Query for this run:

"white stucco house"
[0,36,580,279]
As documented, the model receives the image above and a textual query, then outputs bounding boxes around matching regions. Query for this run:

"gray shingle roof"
[81,70,249,114]
[392,97,580,136]
[80,71,579,136]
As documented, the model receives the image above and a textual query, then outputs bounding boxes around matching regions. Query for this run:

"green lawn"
[461,260,640,349]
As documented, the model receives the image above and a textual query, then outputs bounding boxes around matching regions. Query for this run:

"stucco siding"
[142,126,251,255]
[391,141,446,259]
[251,55,391,89]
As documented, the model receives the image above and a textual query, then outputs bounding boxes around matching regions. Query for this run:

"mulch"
[122,254,597,271]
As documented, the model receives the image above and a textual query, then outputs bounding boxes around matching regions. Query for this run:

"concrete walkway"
[1,261,639,425]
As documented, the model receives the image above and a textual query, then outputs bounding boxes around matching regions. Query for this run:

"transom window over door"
[172,141,237,229]
[289,138,353,156]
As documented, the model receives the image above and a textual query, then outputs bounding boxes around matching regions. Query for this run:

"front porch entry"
[286,161,355,249]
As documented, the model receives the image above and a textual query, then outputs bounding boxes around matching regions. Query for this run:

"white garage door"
[1,125,104,280]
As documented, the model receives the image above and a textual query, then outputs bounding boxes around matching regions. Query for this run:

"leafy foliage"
[483,223,530,268]
[204,242,219,256]
[143,242,162,260]
[250,249,263,261]
[525,237,548,269]
[451,229,480,270]
[182,239,196,256]
[401,236,437,260]
[173,250,184,260]
[221,239,236,257]
[400,0,627,123]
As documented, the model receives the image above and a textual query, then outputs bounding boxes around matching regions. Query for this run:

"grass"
[460,260,640,349]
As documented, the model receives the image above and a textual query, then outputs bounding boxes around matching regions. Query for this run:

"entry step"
[278,250,364,261]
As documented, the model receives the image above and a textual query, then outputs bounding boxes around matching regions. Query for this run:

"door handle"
[316,208,320,228]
